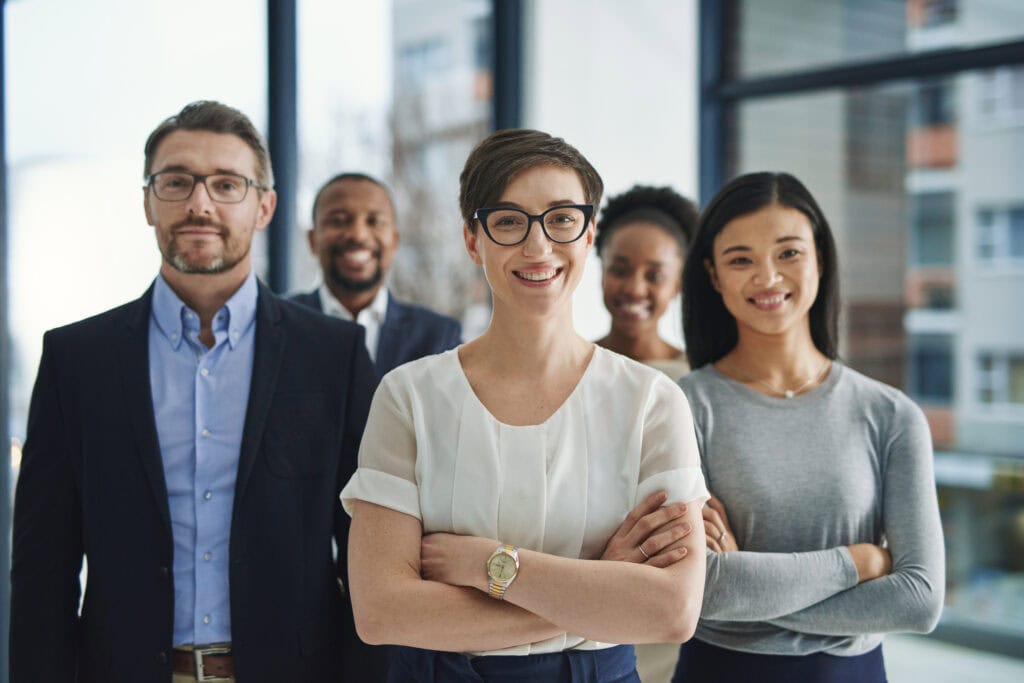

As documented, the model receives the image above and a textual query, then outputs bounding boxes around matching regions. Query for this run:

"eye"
[606,265,630,278]
[727,256,752,266]
[779,248,801,260]
[646,270,667,284]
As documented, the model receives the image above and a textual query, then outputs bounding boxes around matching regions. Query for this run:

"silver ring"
[717,530,727,545]
[637,544,651,560]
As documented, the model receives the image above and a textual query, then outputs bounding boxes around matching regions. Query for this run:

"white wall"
[521,0,699,345]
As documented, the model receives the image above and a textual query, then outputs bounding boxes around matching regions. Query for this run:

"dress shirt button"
[204,490,213,500]
[203,552,212,562]
[185,312,194,320]
[203,615,211,625]
[159,565,170,579]
[157,650,168,664]
[200,367,210,377]
[201,428,211,438]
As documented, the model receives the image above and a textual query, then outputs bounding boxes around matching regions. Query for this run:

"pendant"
[784,390,795,399]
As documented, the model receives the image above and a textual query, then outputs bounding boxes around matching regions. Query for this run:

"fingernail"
[682,522,691,533]
[680,547,688,556]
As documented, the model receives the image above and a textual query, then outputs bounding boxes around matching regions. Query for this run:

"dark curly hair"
[595,185,698,257]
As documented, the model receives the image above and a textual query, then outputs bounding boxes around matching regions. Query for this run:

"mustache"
[171,216,229,234]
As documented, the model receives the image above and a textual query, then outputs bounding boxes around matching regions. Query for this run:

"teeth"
[518,269,556,281]
[752,294,786,305]
[620,302,651,318]
[342,250,372,264]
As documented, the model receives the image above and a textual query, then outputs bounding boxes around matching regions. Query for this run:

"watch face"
[488,552,517,581]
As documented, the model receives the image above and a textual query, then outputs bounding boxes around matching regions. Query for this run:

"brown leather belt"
[171,645,234,680]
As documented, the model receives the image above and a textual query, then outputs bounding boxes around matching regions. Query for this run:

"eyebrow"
[152,164,247,177]
[609,254,668,267]
[491,199,581,210]
[719,235,806,255]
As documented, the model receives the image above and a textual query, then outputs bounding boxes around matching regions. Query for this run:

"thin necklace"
[735,360,832,399]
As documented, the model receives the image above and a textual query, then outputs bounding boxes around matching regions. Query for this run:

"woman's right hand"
[600,491,691,568]
[847,543,892,583]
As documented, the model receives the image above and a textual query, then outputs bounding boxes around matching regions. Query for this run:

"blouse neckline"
[448,344,601,428]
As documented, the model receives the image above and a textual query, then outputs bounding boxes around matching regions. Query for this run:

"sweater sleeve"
[766,398,945,635]
[701,546,859,621]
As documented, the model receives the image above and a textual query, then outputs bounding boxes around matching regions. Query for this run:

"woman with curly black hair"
[595,185,698,382]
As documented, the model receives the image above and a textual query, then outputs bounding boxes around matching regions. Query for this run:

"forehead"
[605,221,682,259]
[500,165,585,204]
[714,204,814,250]
[316,179,393,217]
[150,129,259,177]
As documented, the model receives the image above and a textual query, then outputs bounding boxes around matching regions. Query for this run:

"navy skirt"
[387,644,640,682]
[672,638,887,683]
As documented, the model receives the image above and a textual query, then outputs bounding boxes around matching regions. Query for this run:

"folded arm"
[767,403,945,636]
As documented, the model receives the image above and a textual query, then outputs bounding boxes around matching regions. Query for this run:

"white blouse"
[341,345,708,655]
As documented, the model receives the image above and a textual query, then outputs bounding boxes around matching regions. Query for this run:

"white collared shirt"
[318,284,388,361]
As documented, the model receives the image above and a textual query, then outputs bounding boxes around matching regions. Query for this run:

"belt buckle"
[193,645,231,681]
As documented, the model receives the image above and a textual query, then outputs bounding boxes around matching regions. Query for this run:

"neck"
[719,323,828,385]
[597,326,680,362]
[474,301,590,378]
[326,281,380,318]
[160,261,251,327]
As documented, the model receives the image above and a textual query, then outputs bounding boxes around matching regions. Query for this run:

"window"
[912,78,956,127]
[975,205,1024,266]
[978,65,1024,124]
[911,335,955,404]
[977,352,1024,406]
[921,0,958,27]
[912,192,956,265]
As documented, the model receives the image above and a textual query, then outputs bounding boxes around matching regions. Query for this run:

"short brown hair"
[458,129,603,230]
[143,100,274,188]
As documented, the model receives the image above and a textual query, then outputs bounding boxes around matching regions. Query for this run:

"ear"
[254,189,278,232]
[143,186,155,226]
[583,219,596,252]
[464,223,483,265]
[704,258,721,293]
[817,248,824,278]
[306,228,318,255]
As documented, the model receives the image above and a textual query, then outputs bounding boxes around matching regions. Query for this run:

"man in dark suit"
[292,173,461,377]
[10,101,375,682]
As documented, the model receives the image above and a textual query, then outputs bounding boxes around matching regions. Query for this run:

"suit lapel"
[375,295,406,374]
[118,286,172,532]
[233,283,286,508]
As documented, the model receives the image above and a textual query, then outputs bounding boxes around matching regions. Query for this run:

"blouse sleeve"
[340,373,421,520]
[766,398,945,635]
[636,376,710,507]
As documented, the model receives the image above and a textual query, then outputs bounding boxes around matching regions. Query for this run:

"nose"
[521,217,553,257]
[752,260,781,286]
[624,271,646,297]
[185,180,216,215]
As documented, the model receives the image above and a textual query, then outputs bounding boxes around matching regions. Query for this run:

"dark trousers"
[388,644,640,682]
[672,638,887,683]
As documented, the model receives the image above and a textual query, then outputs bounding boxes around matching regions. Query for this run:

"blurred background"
[2,0,1023,679]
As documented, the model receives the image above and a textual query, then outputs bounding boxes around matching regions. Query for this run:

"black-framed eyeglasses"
[146,171,268,204]
[473,204,594,246]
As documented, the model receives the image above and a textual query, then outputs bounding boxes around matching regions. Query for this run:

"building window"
[975,205,1024,266]
[910,335,955,404]
[977,352,1024,406]
[911,192,955,265]
[911,78,956,127]
[978,65,1024,125]
[921,0,958,27]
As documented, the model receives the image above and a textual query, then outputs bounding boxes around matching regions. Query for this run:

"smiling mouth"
[748,292,791,309]
[616,301,653,319]
[514,267,562,283]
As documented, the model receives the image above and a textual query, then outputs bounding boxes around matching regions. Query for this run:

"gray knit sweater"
[679,363,945,656]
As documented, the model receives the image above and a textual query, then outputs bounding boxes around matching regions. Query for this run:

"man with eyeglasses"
[292,173,462,378]
[11,100,376,682]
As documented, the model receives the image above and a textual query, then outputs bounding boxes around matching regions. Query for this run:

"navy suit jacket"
[290,289,462,377]
[11,282,376,682]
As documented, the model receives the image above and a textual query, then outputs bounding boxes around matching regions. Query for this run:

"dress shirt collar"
[151,271,259,350]
[318,283,389,326]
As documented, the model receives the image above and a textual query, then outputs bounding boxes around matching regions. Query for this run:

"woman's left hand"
[704,495,739,553]
[421,533,493,591]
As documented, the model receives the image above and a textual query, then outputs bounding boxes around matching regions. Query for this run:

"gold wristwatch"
[485,544,520,599]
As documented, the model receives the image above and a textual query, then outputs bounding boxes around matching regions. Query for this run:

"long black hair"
[683,172,840,369]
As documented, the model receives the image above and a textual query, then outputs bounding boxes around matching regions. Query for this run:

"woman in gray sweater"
[673,172,945,682]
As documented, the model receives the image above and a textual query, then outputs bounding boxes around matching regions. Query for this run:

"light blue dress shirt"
[148,272,257,646]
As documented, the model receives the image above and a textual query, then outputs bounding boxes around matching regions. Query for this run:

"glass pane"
[728,0,1024,80]
[390,0,494,338]
[1010,208,1024,257]
[6,0,267,442]
[728,67,1024,635]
